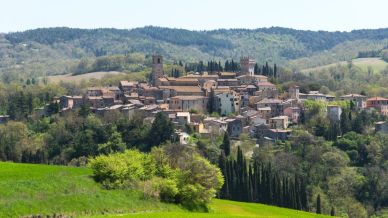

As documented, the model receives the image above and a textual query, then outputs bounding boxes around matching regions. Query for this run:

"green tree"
[147,112,174,150]
[220,133,231,156]
[79,103,91,118]
[316,194,321,214]
[98,127,126,154]
[340,108,351,134]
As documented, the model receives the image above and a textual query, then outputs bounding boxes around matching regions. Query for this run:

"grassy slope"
[0,162,182,217]
[301,57,388,73]
[0,162,328,218]
[91,199,330,218]
[288,39,388,69]
[47,71,125,83]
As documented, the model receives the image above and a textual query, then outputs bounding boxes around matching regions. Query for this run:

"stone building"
[288,86,300,100]
[340,94,366,109]
[169,96,209,113]
[213,91,240,116]
[375,121,388,134]
[151,54,164,86]
[327,105,342,122]
[240,57,256,76]
[269,116,289,129]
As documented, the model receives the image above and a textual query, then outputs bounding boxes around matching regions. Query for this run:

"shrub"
[90,145,224,209]
[174,153,224,208]
[89,150,155,189]
[158,178,179,203]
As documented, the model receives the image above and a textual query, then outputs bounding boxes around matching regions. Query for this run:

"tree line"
[0,110,174,165]
[183,59,278,78]
[218,146,308,211]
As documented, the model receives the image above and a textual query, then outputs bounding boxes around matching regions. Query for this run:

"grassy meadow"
[47,71,126,83]
[90,199,331,218]
[302,57,388,73]
[0,162,329,218]
[0,162,181,217]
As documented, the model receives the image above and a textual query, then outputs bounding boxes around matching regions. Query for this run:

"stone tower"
[289,85,300,100]
[151,54,164,86]
[240,56,256,76]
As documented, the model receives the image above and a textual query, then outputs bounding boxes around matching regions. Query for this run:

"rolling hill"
[1,26,388,82]
[0,162,328,218]
[301,57,388,73]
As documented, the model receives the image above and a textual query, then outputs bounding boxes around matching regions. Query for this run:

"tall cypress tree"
[273,64,277,78]
[340,108,351,134]
[218,153,229,198]
[330,207,335,216]
[316,194,322,214]
[300,177,308,210]
[254,63,259,75]
[221,133,231,156]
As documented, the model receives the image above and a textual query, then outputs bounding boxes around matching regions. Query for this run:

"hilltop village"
[33,55,388,144]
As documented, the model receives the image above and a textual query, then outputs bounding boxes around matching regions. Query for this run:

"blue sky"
[0,0,387,33]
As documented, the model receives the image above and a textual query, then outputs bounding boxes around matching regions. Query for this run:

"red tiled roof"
[257,81,275,86]
[367,97,388,101]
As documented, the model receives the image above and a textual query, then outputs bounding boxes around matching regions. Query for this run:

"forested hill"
[1,26,388,80]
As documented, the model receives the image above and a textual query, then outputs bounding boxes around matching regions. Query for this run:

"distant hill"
[1,26,388,82]
[0,162,329,218]
[301,57,388,73]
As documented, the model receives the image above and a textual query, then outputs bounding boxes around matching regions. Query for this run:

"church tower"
[240,56,256,76]
[289,85,300,100]
[151,54,164,86]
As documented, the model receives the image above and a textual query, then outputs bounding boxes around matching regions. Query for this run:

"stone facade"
[169,96,209,112]
[240,57,255,76]
[151,54,164,86]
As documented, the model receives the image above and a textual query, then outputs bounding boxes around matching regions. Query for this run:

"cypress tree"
[218,152,229,198]
[340,108,351,134]
[284,178,290,208]
[349,100,355,111]
[295,176,302,210]
[290,179,296,209]
[232,160,238,199]
[267,164,273,204]
[330,207,335,216]
[248,164,254,202]
[221,133,231,156]
[227,160,232,199]
[242,160,248,201]
[282,177,287,207]
[316,194,322,214]
[300,177,308,210]
[274,64,277,78]
[225,60,230,71]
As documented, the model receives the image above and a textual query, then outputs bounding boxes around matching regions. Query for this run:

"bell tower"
[240,56,256,76]
[151,54,164,86]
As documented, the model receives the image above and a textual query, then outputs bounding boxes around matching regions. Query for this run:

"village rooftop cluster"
[2,55,387,141]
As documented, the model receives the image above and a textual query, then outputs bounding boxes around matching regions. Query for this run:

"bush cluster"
[89,145,224,209]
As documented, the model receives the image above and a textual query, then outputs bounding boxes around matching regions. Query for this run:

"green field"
[302,57,388,73]
[90,199,330,218]
[0,162,329,218]
[0,162,181,217]
[47,71,126,83]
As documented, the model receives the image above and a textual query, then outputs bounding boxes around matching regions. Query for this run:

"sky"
[0,0,387,33]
